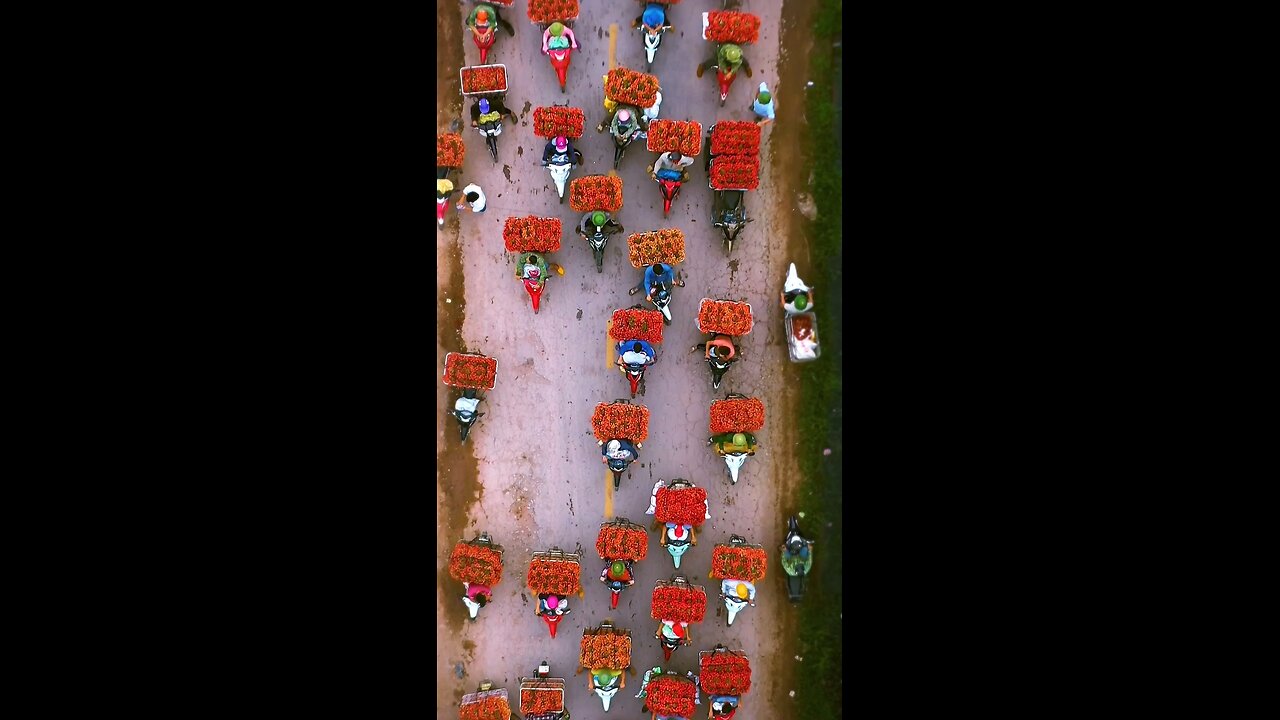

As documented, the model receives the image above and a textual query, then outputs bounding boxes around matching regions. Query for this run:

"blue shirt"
[752,97,776,120]
[618,339,656,365]
[644,264,674,289]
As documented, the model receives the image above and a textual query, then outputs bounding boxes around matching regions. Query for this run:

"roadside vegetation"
[793,0,843,715]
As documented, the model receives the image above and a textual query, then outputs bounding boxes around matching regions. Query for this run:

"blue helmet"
[643,6,663,26]
[478,98,490,114]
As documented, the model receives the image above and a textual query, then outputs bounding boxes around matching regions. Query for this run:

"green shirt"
[718,44,744,75]
[467,4,496,28]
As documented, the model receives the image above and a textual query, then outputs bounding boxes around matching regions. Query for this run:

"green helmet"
[723,45,742,63]
[610,560,627,578]
[733,433,748,446]
[793,294,808,310]
[549,22,564,36]
[592,211,607,226]
[758,91,772,104]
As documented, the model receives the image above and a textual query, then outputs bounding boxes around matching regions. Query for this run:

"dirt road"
[437,0,822,715]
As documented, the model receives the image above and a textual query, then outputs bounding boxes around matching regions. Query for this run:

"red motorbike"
[524,277,546,314]
[472,27,497,64]
[546,46,573,93]
[716,67,739,107]
[655,170,683,219]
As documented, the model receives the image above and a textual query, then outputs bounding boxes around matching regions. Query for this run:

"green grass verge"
[792,0,843,716]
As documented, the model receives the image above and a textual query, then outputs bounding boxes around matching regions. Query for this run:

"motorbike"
[477,118,502,163]
[693,333,738,389]
[521,262,562,314]
[543,146,582,204]
[622,360,648,398]
[637,11,671,67]
[456,531,503,621]
[715,65,743,107]
[659,479,698,569]
[654,168,683,219]
[646,279,675,326]
[718,535,759,626]
[579,221,613,273]
[437,193,450,226]
[601,557,636,609]
[519,661,568,719]
[612,129,643,170]
[653,574,700,660]
[711,394,756,483]
[470,25,497,64]
[781,515,815,603]
[546,44,574,93]
[448,389,485,442]
[582,621,632,711]
[711,189,752,252]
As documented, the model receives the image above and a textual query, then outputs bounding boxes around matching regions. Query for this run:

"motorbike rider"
[721,579,756,607]
[629,262,685,298]
[709,695,740,718]
[654,619,691,646]
[589,667,624,691]
[784,534,812,563]
[535,592,571,617]
[541,21,579,53]
[461,581,492,614]
[600,559,635,588]
[631,3,674,33]
[696,43,753,79]
[454,393,481,419]
[542,135,584,166]
[650,151,694,183]
[708,431,757,456]
[693,336,737,362]
[598,106,645,142]
[601,438,639,465]
[617,339,656,372]
[516,253,550,283]
[470,96,518,129]
[579,210,625,240]
[465,4,516,41]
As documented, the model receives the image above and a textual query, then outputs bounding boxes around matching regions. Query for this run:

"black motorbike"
[712,189,752,252]
[582,226,609,273]
[448,388,485,442]
[780,515,815,603]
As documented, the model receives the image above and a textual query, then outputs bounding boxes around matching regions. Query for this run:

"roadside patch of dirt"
[762,0,819,711]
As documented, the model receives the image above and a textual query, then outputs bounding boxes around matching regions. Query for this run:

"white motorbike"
[543,148,581,204]
[664,523,694,568]
[640,25,669,66]
[593,672,621,711]
[723,589,749,625]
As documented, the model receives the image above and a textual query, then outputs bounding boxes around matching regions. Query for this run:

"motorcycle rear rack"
[532,547,582,564]
[461,531,505,557]
[600,517,646,533]
[460,687,509,707]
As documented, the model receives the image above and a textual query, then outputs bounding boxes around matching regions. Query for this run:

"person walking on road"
[750,82,776,127]
[457,183,487,214]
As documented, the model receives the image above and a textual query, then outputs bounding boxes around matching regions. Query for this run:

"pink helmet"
[554,136,568,151]
[546,595,559,609]
[617,109,631,124]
